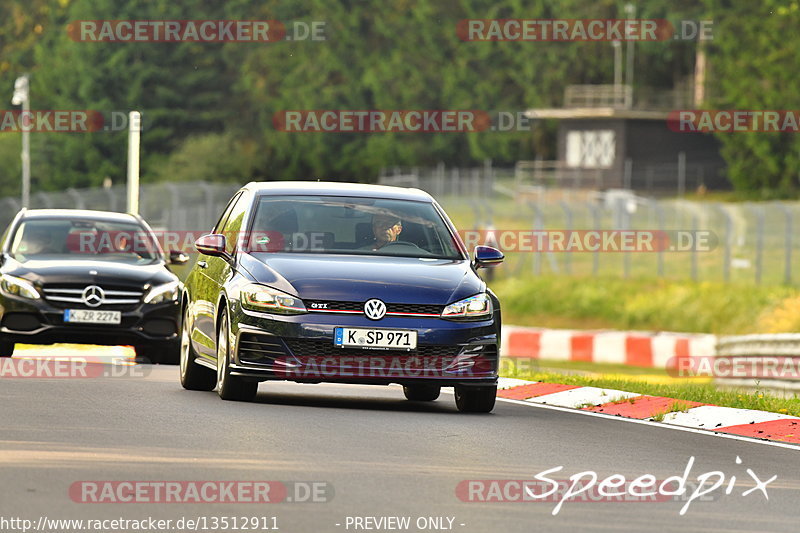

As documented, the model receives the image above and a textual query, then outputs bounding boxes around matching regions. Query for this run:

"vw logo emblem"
[81,285,105,308]
[364,299,387,320]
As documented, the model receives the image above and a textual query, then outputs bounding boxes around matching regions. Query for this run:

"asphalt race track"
[1,347,799,533]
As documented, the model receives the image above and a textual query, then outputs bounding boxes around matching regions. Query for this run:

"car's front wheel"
[403,384,440,402]
[180,306,216,391]
[454,385,497,413]
[216,311,258,402]
[0,337,14,357]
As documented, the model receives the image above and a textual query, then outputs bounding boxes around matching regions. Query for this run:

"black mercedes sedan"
[180,182,504,412]
[0,209,187,364]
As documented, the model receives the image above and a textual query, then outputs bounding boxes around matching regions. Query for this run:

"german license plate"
[334,327,417,350]
[64,309,121,324]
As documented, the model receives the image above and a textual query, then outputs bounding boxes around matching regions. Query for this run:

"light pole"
[624,3,635,108]
[11,75,30,208]
[612,40,622,106]
[127,111,142,214]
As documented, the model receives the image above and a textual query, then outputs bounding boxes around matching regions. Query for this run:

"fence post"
[66,188,85,209]
[691,213,699,281]
[754,205,764,285]
[483,159,492,197]
[588,202,600,275]
[624,158,632,190]
[717,204,732,282]
[35,191,52,209]
[104,186,117,212]
[650,199,665,277]
[783,204,793,285]
[436,161,445,198]
[616,196,631,278]
[531,204,544,276]
[201,182,215,231]
[165,183,181,231]
[560,201,573,275]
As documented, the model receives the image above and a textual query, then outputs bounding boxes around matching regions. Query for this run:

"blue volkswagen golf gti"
[180,182,504,412]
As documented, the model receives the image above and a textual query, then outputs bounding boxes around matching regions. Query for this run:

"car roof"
[241,181,433,202]
[20,209,140,223]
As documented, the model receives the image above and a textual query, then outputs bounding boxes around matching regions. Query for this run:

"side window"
[212,192,242,234]
[222,191,251,254]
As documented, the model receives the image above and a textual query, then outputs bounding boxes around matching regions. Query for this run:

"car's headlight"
[441,293,492,320]
[143,281,181,304]
[241,284,306,314]
[0,274,40,300]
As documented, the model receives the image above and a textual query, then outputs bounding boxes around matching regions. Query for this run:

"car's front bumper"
[0,293,180,346]
[227,304,500,386]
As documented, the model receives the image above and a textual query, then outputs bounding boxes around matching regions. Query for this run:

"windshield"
[247,196,462,260]
[9,218,161,264]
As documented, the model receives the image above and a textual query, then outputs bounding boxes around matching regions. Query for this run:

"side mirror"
[168,250,190,264]
[473,245,504,269]
[195,234,227,257]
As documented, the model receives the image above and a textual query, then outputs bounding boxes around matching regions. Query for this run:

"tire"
[403,384,440,402]
[134,341,180,365]
[454,385,497,413]
[180,305,216,391]
[0,338,14,357]
[216,311,258,401]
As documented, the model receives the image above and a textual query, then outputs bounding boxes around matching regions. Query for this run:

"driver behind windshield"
[366,214,403,250]
[20,228,58,255]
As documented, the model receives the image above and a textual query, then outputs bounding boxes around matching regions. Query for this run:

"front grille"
[238,332,291,364]
[387,303,442,315]
[305,300,443,317]
[285,339,460,358]
[42,284,143,310]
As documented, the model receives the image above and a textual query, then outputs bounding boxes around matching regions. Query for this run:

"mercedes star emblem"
[81,285,105,308]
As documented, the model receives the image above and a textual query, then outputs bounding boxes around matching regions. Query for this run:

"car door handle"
[197,261,208,269]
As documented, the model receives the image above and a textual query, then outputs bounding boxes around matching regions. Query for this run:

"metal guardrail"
[714,334,800,393]
[717,334,800,357]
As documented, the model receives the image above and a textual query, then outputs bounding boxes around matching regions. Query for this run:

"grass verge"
[491,275,799,334]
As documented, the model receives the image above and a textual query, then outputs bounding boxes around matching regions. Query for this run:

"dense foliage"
[0,0,791,195]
